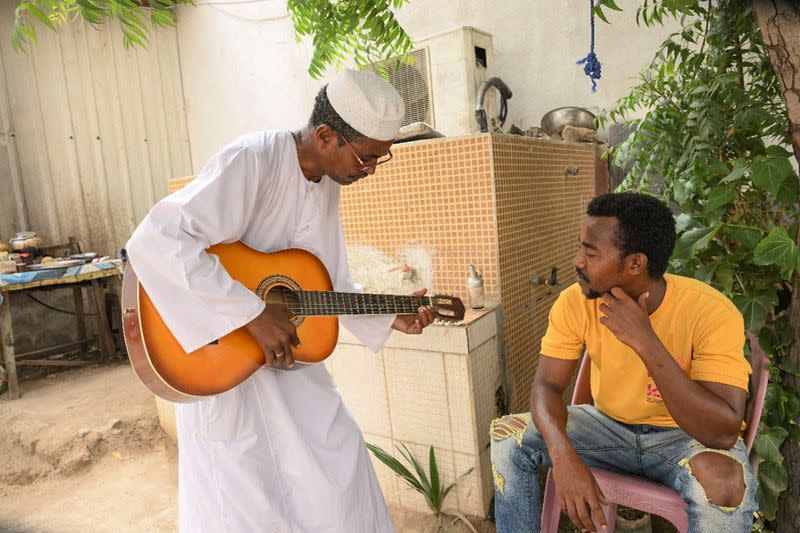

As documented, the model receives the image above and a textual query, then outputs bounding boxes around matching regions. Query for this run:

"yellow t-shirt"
[540,274,751,427]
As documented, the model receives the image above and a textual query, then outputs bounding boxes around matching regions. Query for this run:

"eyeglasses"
[342,137,393,171]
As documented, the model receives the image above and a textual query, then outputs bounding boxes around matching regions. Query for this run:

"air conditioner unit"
[368,26,496,137]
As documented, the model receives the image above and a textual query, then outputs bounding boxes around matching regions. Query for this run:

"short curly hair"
[587,192,676,278]
[308,85,365,145]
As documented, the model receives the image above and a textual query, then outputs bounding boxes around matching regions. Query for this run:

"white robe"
[126,131,396,533]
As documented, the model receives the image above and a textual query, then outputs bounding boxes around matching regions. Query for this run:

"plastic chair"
[540,334,770,533]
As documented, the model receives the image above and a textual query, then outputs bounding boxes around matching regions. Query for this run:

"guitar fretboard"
[291,291,430,316]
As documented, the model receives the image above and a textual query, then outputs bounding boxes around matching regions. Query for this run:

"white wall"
[174,1,679,168]
[0,2,679,247]
[0,13,191,255]
[396,1,681,130]
[175,2,320,169]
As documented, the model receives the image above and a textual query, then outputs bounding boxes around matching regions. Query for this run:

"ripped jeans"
[490,405,758,533]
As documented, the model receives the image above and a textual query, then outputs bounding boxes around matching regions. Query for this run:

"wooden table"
[0,265,121,399]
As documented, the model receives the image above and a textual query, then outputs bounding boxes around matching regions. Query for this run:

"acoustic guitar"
[121,242,465,402]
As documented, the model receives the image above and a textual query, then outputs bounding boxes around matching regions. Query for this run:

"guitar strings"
[264,290,457,315]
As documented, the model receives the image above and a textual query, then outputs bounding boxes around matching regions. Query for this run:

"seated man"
[490,192,758,533]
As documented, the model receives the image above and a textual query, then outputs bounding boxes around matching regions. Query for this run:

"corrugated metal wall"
[0,12,191,256]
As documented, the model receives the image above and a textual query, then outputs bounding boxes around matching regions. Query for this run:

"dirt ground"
[0,364,495,533]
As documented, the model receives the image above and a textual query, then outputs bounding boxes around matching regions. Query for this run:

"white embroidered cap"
[326,69,405,141]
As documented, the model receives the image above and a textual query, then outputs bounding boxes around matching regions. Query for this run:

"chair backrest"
[571,334,770,453]
[743,333,769,452]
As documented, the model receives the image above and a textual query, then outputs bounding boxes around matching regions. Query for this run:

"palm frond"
[367,442,473,515]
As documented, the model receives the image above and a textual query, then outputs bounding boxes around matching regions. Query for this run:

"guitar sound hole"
[264,285,300,312]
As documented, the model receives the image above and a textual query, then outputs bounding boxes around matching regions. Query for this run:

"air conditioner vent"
[367,48,433,128]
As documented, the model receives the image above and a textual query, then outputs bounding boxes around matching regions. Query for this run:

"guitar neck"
[292,291,431,316]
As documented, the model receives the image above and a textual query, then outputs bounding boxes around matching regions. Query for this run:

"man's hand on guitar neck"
[391,288,437,335]
[245,304,301,368]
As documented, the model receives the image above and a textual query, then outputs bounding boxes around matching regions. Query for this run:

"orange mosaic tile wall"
[491,136,596,411]
[341,134,596,412]
[341,135,499,300]
[167,176,195,193]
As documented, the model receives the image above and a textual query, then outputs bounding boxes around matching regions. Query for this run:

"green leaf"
[714,262,734,293]
[366,443,425,492]
[672,176,700,207]
[704,186,735,213]
[758,461,788,520]
[368,441,474,514]
[599,0,623,11]
[24,3,57,31]
[765,145,794,158]
[694,262,717,285]
[442,466,474,501]
[751,155,793,197]
[728,227,764,252]
[753,227,799,280]
[428,446,441,511]
[764,382,782,412]
[720,161,747,184]
[787,421,800,442]
[705,159,729,179]
[397,444,432,495]
[593,6,611,24]
[785,389,800,420]
[777,358,800,376]
[754,426,789,464]
[674,213,692,233]
[733,291,778,334]
[672,225,721,260]
[776,174,799,206]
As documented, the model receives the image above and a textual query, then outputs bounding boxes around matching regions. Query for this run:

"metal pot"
[9,231,42,251]
[540,107,596,136]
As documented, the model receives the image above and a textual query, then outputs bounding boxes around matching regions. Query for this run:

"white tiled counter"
[326,301,505,518]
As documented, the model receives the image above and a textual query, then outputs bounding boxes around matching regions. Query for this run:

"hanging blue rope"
[577,0,602,92]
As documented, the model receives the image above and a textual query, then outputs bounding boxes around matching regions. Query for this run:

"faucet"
[531,267,560,288]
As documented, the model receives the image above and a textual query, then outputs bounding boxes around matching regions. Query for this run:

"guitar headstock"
[430,295,466,322]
